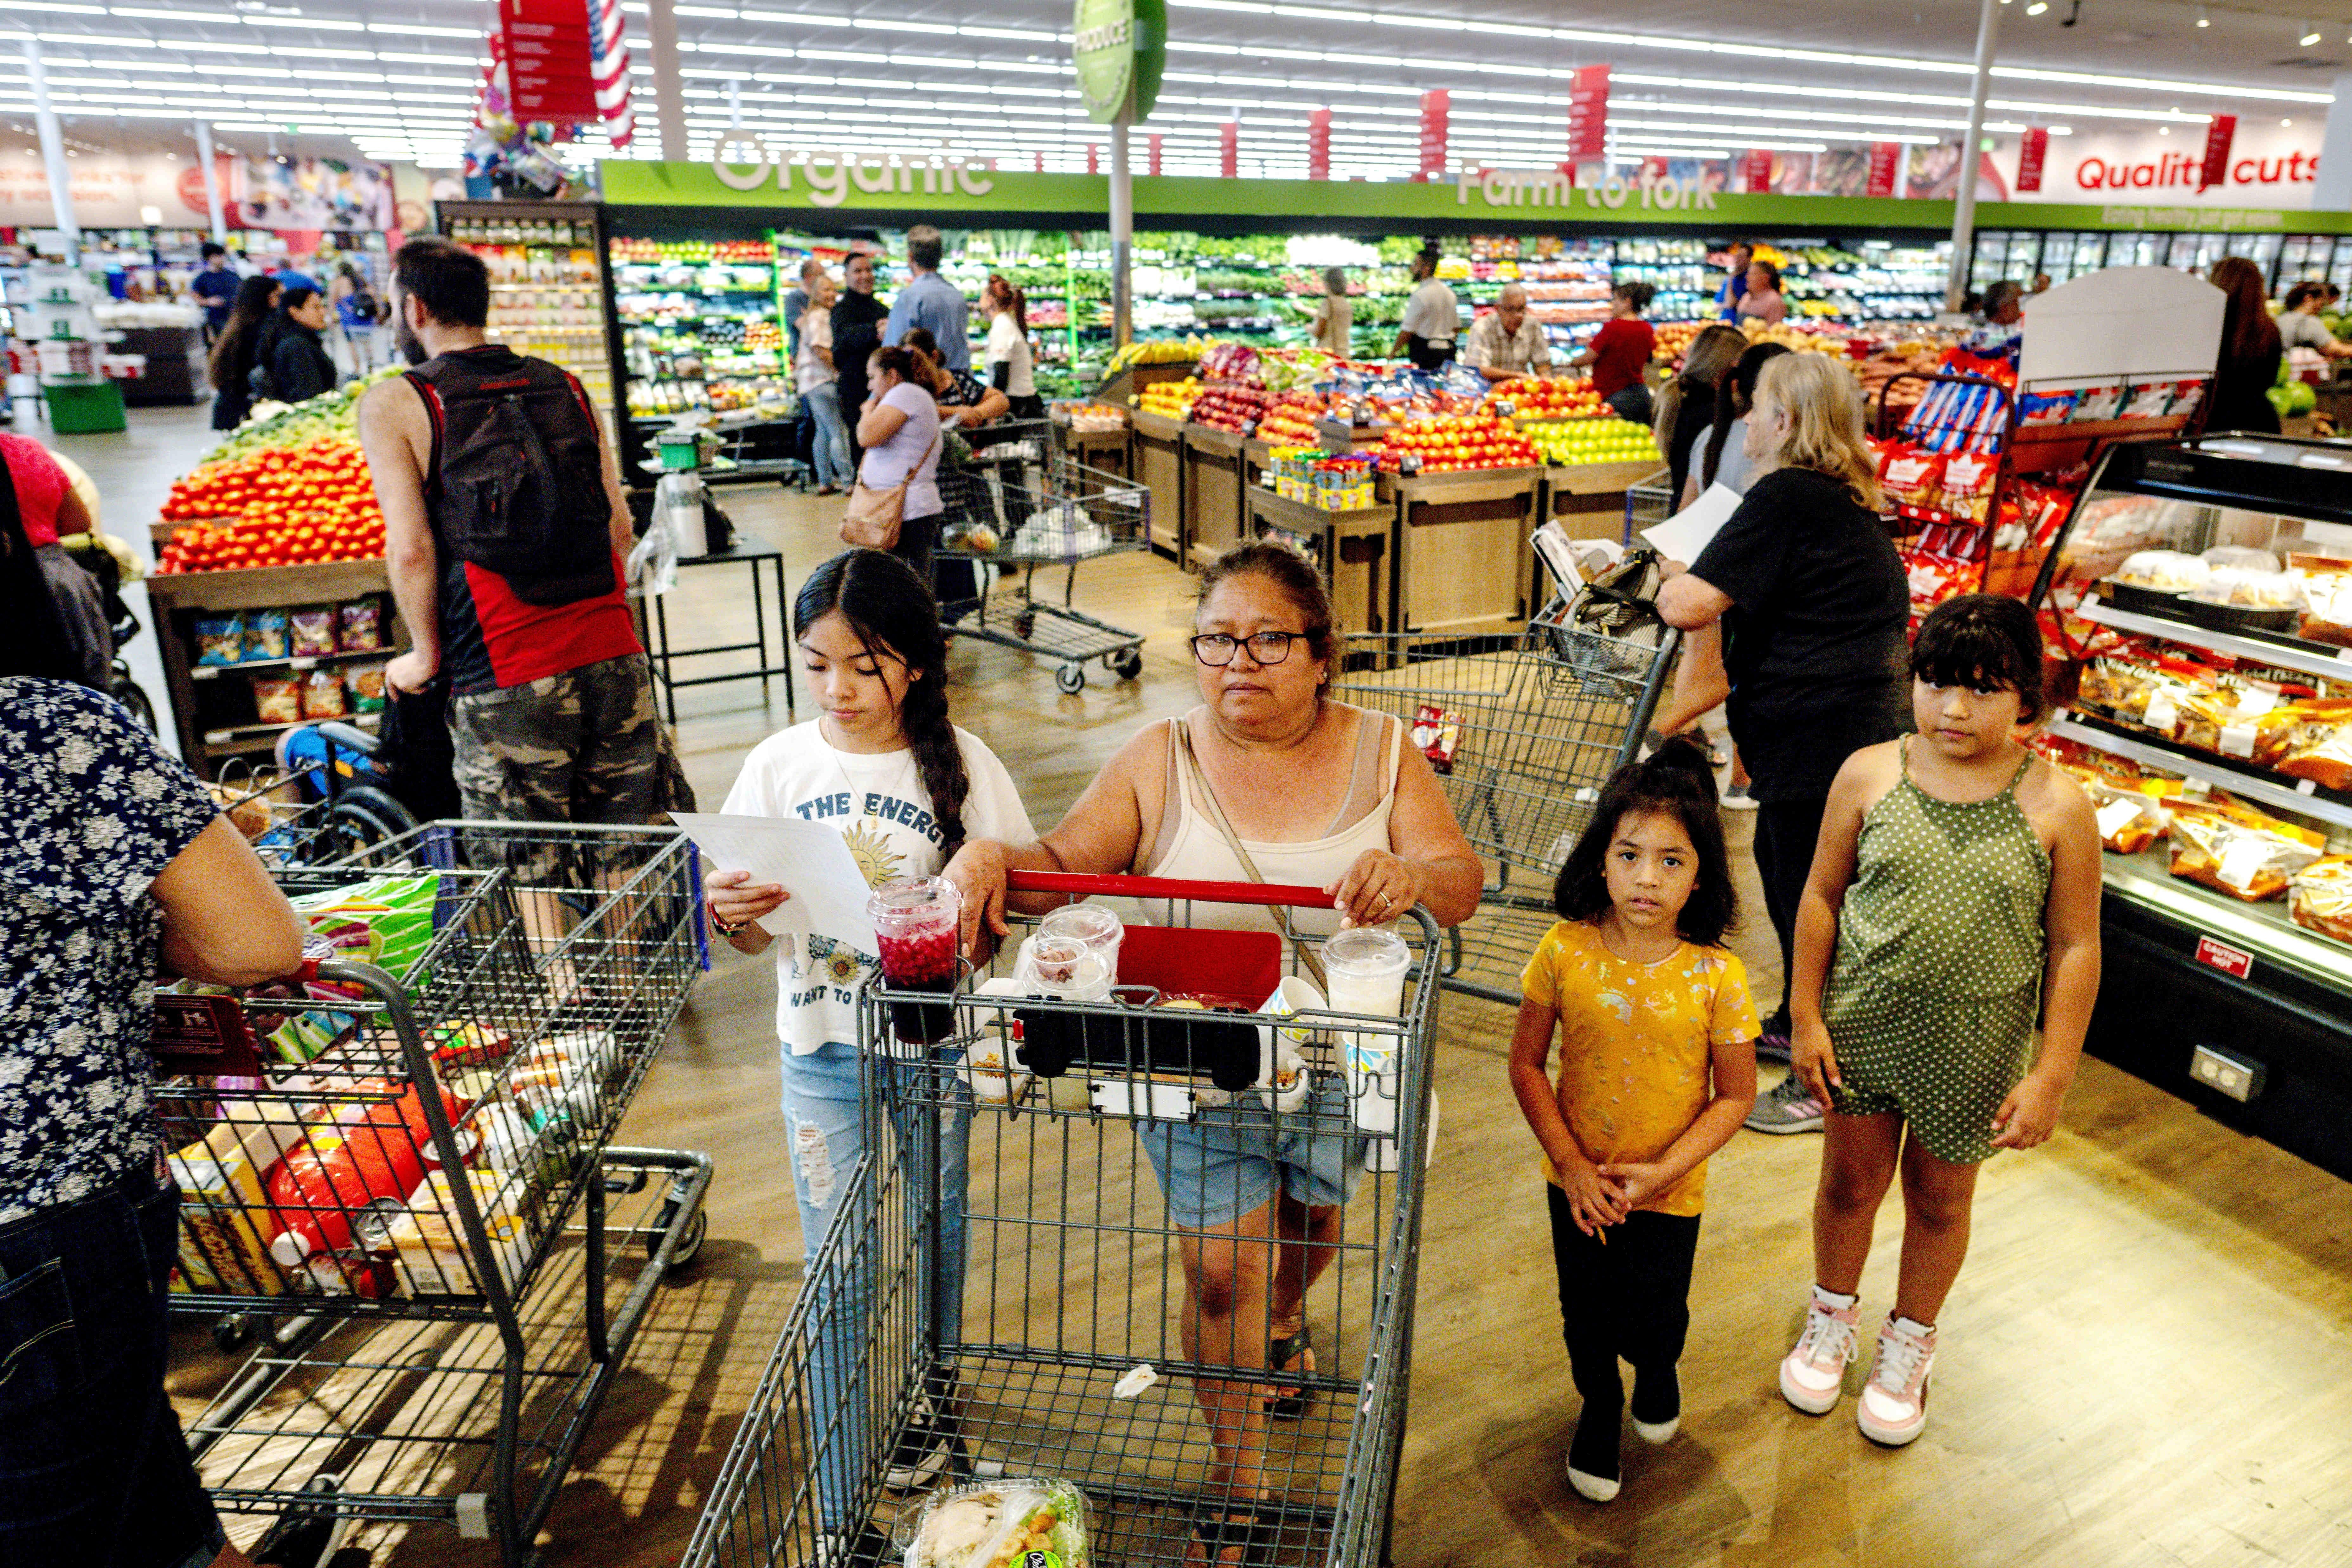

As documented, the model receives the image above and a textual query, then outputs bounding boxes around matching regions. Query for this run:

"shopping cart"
[160,823,711,1568]
[683,871,1440,1568]
[1333,611,1680,1005]
[936,444,1152,694]
[1624,468,1677,540]
[210,723,421,870]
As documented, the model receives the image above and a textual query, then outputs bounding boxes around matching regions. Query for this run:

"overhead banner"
[1149,132,1163,177]
[1742,148,1772,194]
[500,0,600,122]
[1867,141,1902,198]
[1219,120,1238,178]
[1308,108,1331,181]
[2016,126,2049,194]
[1417,89,1448,183]
[2200,115,2239,193]
[1567,65,1610,163]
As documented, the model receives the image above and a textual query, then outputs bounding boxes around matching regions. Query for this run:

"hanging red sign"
[500,0,599,121]
[1867,141,1902,197]
[1220,120,1238,178]
[1308,107,1331,181]
[2199,115,2237,191]
[1416,88,1449,183]
[2015,126,2049,193]
[1148,132,1163,177]
[1087,143,1099,175]
[1567,64,1610,162]
[1742,148,1773,193]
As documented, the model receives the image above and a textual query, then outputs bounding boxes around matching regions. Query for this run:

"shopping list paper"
[1641,481,1744,568]
[668,813,880,948]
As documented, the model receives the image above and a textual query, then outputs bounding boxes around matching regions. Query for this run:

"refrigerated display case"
[435,200,617,414]
[2029,433,2352,1181]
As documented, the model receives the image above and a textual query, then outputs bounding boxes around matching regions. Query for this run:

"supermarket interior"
[8,2,2352,1567]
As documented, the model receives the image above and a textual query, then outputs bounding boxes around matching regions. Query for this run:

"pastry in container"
[2200,544,2282,574]
[903,1478,1090,1568]
[2166,799,2325,902]
[2111,550,2210,592]
[2082,776,2168,855]
[2288,856,2352,945]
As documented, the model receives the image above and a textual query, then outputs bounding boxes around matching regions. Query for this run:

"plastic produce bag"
[627,473,704,598]
[903,1477,1091,1568]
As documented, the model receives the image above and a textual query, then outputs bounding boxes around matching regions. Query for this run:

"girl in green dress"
[1775,595,2104,1448]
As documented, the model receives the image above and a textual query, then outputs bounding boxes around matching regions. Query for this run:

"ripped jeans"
[781,1040,970,1535]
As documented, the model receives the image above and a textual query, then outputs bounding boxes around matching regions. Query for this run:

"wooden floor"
[170,477,2352,1568]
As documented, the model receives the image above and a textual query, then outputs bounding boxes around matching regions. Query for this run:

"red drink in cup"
[868,878,962,1045]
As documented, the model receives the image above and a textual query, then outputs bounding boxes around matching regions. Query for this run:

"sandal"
[1190,1506,1285,1567]
[1265,1326,1314,1419]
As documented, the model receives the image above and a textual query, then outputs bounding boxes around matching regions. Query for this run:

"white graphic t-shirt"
[720,721,1035,1055]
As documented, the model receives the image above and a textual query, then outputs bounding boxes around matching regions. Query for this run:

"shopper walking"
[1567,280,1657,425]
[1509,738,1758,1505]
[1965,280,2027,357]
[1736,258,1788,326]
[2276,280,2352,362]
[1309,266,1352,357]
[1656,352,1910,1120]
[902,325,1006,612]
[884,224,970,372]
[854,344,947,582]
[784,255,828,479]
[1715,241,1754,321]
[1393,247,1459,369]
[1464,283,1553,382]
[2207,256,2285,435]
[1684,340,1791,506]
[191,241,240,344]
[206,275,280,431]
[1777,596,2100,1448]
[1652,323,1746,506]
[0,676,306,1568]
[705,549,1041,1563]
[797,272,851,497]
[980,274,1043,419]
[362,237,659,831]
[267,286,340,404]
[331,261,383,374]
[782,254,826,362]
[832,251,892,461]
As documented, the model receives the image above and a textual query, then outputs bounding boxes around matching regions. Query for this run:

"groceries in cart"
[903,1477,1092,1568]
[1004,496,1115,557]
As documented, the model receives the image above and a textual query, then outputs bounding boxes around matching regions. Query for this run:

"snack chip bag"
[301,666,350,720]
[196,613,245,666]
[245,609,291,662]
[339,597,385,652]
[252,675,302,724]
[291,606,337,658]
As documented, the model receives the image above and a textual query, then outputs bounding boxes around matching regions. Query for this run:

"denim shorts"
[1137,1077,1370,1230]
[0,1167,226,1568]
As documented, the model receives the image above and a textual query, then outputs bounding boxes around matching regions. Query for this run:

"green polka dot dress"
[1824,742,2050,1165]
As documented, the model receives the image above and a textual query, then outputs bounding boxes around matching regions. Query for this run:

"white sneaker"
[1779,1292,1861,1414]
[1856,1315,1936,1447]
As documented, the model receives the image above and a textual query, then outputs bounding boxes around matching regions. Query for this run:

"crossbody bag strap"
[1174,719,1330,992]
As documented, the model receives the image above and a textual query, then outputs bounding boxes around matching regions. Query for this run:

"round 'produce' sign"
[1073,0,1164,125]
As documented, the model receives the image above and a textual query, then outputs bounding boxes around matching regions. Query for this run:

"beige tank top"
[1137,704,1403,935]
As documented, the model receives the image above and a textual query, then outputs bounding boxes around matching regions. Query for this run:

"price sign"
[2199,115,2237,192]
[2016,126,2049,193]
[1567,64,1609,162]
[1866,141,1902,198]
[1742,147,1773,193]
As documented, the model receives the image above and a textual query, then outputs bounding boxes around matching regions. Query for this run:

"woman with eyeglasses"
[945,539,1478,1567]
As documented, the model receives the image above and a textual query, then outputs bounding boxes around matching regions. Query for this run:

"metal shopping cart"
[210,723,421,870]
[1333,605,1680,1004]
[936,439,1152,694]
[683,871,1441,1568]
[159,823,711,1567]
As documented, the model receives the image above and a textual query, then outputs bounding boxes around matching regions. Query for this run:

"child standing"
[1508,738,1759,1503]
[1778,594,2101,1447]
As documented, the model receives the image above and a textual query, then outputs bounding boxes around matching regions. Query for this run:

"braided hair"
[794,549,973,856]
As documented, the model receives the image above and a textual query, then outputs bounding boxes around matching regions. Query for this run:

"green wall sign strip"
[600,163,2352,236]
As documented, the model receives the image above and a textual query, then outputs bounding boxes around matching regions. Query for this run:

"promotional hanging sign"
[2200,115,2238,192]
[1418,89,1449,183]
[499,0,599,122]
[1308,107,1332,181]
[1220,120,1238,178]
[1742,148,1772,194]
[1072,0,1166,124]
[1867,141,1902,198]
[1567,65,1610,163]
[2016,126,2049,194]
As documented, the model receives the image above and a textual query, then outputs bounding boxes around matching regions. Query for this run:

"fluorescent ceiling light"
[243,15,367,29]
[366,23,481,38]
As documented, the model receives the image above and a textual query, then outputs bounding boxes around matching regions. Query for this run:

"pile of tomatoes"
[1372,414,1540,476]
[155,439,386,574]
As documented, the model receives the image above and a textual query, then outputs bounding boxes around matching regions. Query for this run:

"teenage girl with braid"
[704,548,1041,1556]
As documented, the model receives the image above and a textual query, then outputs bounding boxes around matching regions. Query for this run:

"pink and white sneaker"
[1778,1292,1860,1414]
[1856,1315,1936,1446]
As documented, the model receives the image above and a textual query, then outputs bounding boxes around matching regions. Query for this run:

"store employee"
[1393,248,1459,370]
[1463,284,1552,382]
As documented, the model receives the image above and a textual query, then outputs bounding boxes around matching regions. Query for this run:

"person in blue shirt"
[271,258,321,294]
[190,242,241,341]
[1715,240,1753,323]
[882,224,969,374]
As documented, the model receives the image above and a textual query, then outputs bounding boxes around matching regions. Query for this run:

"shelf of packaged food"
[202,707,379,757]
[189,647,403,682]
[2047,710,2352,831]
[2013,418,2181,446]
[2100,840,2350,990]
[1891,501,1987,530]
[2076,597,2352,686]
[492,282,600,293]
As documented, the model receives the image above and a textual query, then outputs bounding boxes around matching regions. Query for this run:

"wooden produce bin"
[1057,423,1132,488]
[1249,486,1393,638]
[144,527,404,774]
[1384,466,1545,637]
[1541,459,1661,540]
[1183,424,1251,569]
[1132,408,1186,557]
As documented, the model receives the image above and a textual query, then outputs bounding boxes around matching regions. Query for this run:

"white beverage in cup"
[1321,928,1411,1136]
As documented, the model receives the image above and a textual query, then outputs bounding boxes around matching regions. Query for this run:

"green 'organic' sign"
[1073,0,1164,125]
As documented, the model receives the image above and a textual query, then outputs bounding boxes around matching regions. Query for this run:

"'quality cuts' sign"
[1994,122,2320,205]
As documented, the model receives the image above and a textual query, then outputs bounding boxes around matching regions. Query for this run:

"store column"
[2315,74,2352,210]
[645,0,689,162]
[1944,0,2002,313]
[22,39,77,254]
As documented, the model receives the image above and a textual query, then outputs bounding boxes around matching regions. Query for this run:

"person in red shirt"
[1571,281,1658,426]
[0,432,94,547]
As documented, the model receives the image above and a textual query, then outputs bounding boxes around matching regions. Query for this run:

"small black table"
[635,541,797,725]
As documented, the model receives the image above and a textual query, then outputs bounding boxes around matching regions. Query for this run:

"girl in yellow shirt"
[1508,737,1760,1504]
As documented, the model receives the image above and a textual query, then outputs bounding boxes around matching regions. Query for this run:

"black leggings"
[1545,1187,1701,1411]
[1751,795,1828,1034]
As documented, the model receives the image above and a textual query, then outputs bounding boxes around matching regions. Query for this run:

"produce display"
[1478,376,1609,421]
[1374,414,1538,475]
[1254,390,1334,446]
[1107,336,1205,371]
[612,231,783,422]
[1057,402,1128,434]
[1522,417,1656,467]
[1188,382,1274,435]
[156,436,386,575]
[1136,376,1202,421]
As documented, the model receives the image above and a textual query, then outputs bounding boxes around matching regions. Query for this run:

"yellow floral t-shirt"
[1520,919,1758,1217]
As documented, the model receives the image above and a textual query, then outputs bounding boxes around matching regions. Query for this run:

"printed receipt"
[669,813,882,948]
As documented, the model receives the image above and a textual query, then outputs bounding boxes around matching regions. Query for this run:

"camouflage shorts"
[448,654,662,829]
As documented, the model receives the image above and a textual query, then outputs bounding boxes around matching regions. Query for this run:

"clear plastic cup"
[1322,928,1411,1136]
[868,878,961,1045]
[1039,902,1124,963]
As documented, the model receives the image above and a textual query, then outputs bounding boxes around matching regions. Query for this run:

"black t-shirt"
[1665,383,1716,504]
[1688,466,1910,802]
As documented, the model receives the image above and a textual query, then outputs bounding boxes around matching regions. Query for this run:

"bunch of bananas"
[1108,336,1208,372]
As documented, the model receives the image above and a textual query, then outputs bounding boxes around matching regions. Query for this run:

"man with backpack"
[361,237,660,830]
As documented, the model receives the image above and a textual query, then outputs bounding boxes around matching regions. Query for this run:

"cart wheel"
[213,1314,255,1354]
[653,1202,709,1270]
[1015,609,1037,640]
[1109,648,1144,681]
[1055,663,1087,695]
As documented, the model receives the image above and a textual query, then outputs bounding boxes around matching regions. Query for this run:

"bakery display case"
[2031,433,2352,1180]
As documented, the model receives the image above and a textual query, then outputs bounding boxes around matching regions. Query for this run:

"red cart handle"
[1006,869,1338,910]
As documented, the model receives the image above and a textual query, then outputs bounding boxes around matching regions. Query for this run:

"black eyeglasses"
[1189,631,1309,667]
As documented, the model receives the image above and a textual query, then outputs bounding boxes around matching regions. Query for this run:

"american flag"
[588,0,633,150]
